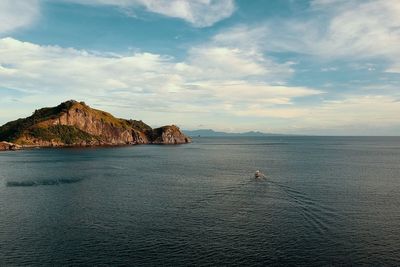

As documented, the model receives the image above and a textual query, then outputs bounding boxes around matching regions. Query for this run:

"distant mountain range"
[183,129,284,137]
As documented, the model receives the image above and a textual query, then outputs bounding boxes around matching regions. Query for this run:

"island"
[0,100,190,150]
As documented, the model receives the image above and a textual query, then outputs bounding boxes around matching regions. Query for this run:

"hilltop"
[0,100,190,149]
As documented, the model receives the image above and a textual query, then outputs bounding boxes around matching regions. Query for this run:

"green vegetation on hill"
[28,125,97,144]
[0,100,80,142]
[92,108,131,129]
[128,120,152,132]
[0,100,125,143]
[31,100,77,122]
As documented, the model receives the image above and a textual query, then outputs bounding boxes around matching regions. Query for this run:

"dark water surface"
[1,137,400,266]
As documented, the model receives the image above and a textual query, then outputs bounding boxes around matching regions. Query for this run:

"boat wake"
[269,180,342,236]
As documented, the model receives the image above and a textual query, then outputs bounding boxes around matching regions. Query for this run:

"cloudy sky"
[0,0,399,135]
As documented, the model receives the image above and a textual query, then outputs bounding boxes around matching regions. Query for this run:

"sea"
[0,136,399,266]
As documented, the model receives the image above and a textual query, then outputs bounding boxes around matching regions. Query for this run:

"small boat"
[254,170,265,179]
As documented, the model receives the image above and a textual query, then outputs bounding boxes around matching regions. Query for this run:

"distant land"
[0,100,190,150]
[183,129,285,137]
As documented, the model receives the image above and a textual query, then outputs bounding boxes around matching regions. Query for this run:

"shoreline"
[0,140,190,151]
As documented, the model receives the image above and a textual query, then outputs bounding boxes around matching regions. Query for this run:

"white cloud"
[385,65,400,74]
[256,0,400,62]
[62,0,235,27]
[185,46,295,84]
[212,24,267,50]
[0,37,321,128]
[320,0,400,59]
[226,95,400,135]
[294,95,400,134]
[187,24,296,83]
[321,67,337,72]
[0,0,234,34]
[1,37,399,134]
[193,81,320,106]
[2,33,398,134]
[0,0,39,34]
[188,47,267,78]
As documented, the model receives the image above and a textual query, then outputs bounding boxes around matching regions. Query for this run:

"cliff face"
[0,141,21,151]
[0,100,190,147]
[149,125,191,144]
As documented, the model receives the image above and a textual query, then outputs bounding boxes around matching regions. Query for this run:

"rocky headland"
[0,100,190,150]
[0,141,21,151]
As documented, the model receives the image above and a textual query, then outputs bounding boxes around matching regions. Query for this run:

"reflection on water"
[6,178,83,187]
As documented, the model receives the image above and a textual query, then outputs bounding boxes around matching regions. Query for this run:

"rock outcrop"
[0,100,190,148]
[0,141,21,151]
[148,125,191,144]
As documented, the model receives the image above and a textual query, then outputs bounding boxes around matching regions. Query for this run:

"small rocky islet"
[0,100,190,151]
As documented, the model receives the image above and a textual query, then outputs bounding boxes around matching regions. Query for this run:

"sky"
[0,0,399,135]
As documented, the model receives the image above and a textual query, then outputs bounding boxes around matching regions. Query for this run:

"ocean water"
[0,136,399,266]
